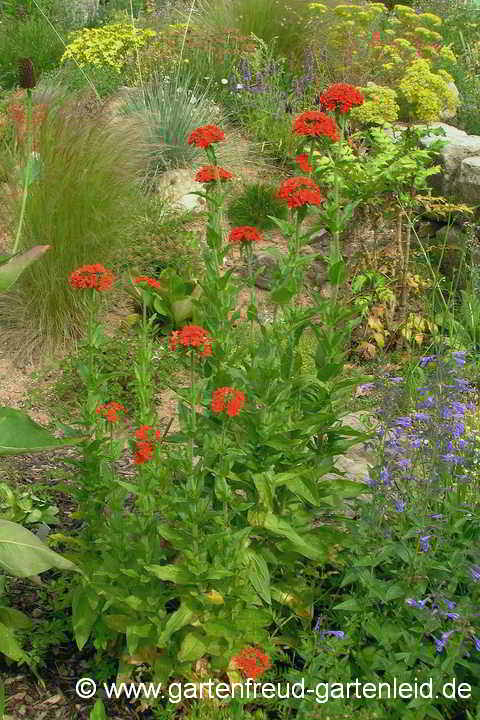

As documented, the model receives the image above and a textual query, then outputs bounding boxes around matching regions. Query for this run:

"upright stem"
[12,89,33,255]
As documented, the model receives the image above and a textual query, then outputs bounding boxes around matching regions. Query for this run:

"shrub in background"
[0,91,148,357]
[0,12,66,89]
[60,22,157,76]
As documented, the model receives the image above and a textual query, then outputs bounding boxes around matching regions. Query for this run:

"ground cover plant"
[0,1,480,719]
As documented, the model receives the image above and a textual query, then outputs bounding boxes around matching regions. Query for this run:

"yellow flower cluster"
[397,58,458,123]
[349,83,400,126]
[61,23,157,73]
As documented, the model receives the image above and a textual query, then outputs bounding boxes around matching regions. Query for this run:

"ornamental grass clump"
[0,92,148,358]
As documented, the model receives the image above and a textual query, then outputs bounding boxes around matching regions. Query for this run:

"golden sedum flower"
[350,83,400,126]
[439,46,457,63]
[413,27,443,43]
[418,12,442,27]
[61,23,157,72]
[398,58,459,123]
[308,2,327,12]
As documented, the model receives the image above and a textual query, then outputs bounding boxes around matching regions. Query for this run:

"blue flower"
[420,535,431,552]
[414,412,430,422]
[389,376,404,383]
[434,631,455,653]
[406,598,428,609]
[452,422,465,437]
[470,565,480,582]
[395,416,412,427]
[452,351,466,367]
[419,356,436,367]
[395,499,405,512]
[380,467,390,485]
[440,453,463,465]
[318,630,345,639]
[473,636,480,652]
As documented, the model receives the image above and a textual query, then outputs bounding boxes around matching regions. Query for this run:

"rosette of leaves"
[226,181,288,231]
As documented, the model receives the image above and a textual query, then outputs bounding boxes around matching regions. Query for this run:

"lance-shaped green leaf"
[0,245,50,293]
[0,519,80,577]
[0,407,85,456]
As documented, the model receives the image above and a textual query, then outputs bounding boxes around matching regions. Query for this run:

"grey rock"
[251,252,280,290]
[155,169,206,212]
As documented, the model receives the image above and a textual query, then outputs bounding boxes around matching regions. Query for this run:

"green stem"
[12,89,33,255]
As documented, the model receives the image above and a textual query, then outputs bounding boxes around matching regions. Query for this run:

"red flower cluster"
[295,153,313,174]
[7,99,48,150]
[276,177,325,209]
[96,401,127,423]
[232,647,271,680]
[293,111,340,141]
[371,31,382,47]
[169,325,213,357]
[134,276,162,289]
[69,263,115,291]
[228,226,263,244]
[187,124,225,148]
[318,83,364,114]
[211,387,245,417]
[195,165,233,183]
[134,425,163,465]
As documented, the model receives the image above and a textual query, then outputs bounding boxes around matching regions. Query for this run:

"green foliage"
[175,0,314,71]
[0,91,147,355]
[0,480,59,526]
[0,12,66,90]
[60,22,157,74]
[226,181,288,231]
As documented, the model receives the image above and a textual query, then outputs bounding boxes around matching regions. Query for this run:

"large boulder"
[155,169,206,212]
[383,122,480,204]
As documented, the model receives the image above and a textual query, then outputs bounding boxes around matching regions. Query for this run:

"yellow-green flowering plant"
[60,23,157,74]
[349,83,400,127]
[397,58,458,123]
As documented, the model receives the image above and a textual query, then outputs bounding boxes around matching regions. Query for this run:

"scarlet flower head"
[134,440,154,465]
[187,124,225,149]
[276,176,325,209]
[134,425,163,465]
[371,31,381,47]
[295,153,313,174]
[96,401,127,423]
[195,165,233,183]
[228,226,264,244]
[232,647,271,679]
[134,276,162,289]
[169,325,213,357]
[211,387,245,417]
[318,84,364,114]
[293,111,340,141]
[69,263,115,291]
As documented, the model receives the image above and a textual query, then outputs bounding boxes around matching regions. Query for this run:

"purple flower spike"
[473,636,480,652]
[419,356,436,367]
[470,565,480,582]
[395,499,406,512]
[420,535,431,552]
[319,630,345,639]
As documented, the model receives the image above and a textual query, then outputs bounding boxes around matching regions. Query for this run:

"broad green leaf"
[0,246,51,293]
[0,407,85,456]
[263,513,325,561]
[333,597,361,611]
[245,550,271,604]
[159,604,194,645]
[103,615,130,633]
[145,564,193,584]
[72,586,99,650]
[0,621,26,662]
[178,632,207,663]
[0,606,32,630]
[0,520,79,577]
[89,699,107,720]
